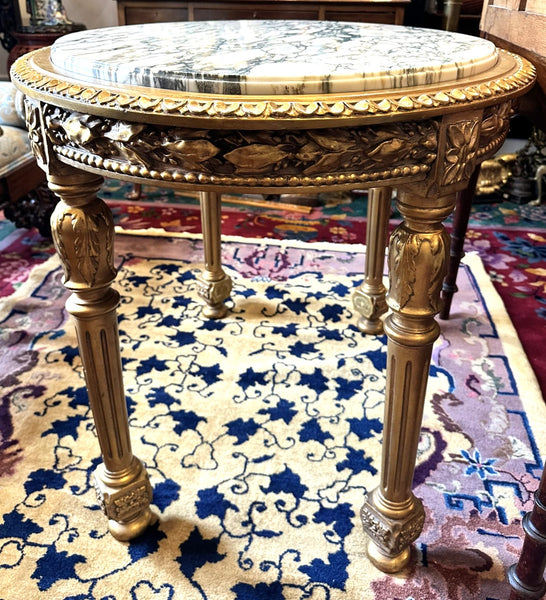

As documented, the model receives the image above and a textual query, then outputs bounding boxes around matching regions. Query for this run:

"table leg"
[508,465,546,600]
[440,166,480,320]
[352,187,391,334]
[197,191,232,319]
[48,169,153,541]
[361,190,455,572]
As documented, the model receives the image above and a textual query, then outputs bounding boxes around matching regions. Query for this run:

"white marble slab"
[50,20,498,96]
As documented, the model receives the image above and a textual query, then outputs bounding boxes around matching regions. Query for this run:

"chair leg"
[508,466,546,599]
[126,183,142,200]
[439,166,480,320]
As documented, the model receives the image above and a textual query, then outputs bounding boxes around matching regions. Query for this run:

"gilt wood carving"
[10,22,536,575]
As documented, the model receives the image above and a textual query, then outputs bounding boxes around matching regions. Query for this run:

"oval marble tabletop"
[49,20,499,96]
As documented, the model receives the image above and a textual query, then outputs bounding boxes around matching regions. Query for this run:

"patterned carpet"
[1,180,545,402]
[104,181,546,399]
[1,233,544,599]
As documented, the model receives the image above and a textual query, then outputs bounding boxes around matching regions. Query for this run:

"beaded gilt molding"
[12,49,535,123]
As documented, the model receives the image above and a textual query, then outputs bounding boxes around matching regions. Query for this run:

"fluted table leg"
[48,168,153,541]
[198,191,232,319]
[361,190,455,572]
[353,187,391,334]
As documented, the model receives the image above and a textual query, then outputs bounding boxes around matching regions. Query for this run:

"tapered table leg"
[353,187,391,334]
[440,166,480,320]
[361,190,455,572]
[198,191,232,319]
[508,466,546,600]
[48,169,153,541]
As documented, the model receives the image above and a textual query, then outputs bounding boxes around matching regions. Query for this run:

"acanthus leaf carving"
[388,224,449,315]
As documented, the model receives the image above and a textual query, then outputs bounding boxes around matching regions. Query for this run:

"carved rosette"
[387,223,450,316]
[42,105,438,189]
[352,288,388,323]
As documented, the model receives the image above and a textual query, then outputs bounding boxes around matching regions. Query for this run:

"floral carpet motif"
[0,234,544,599]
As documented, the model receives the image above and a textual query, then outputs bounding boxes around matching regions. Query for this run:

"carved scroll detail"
[43,105,438,188]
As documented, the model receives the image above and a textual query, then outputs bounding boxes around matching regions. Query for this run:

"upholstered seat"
[0,82,53,236]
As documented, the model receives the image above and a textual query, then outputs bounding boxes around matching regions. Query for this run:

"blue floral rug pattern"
[0,234,544,599]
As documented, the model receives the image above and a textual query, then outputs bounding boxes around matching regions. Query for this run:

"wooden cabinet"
[116,0,408,26]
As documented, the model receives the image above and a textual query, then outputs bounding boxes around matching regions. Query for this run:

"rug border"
[462,251,546,445]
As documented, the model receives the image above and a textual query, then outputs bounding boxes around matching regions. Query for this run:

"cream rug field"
[0,233,544,600]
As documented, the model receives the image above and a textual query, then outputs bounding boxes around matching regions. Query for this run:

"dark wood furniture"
[116,0,408,25]
[0,155,53,235]
[477,1,546,598]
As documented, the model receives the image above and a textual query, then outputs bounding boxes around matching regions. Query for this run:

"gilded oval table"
[11,20,535,573]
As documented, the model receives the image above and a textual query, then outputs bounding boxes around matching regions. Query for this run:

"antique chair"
[0,81,54,236]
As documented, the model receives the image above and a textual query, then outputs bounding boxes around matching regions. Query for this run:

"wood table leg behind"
[361,190,455,572]
[48,168,153,541]
[440,167,480,320]
[508,465,546,600]
[197,191,232,319]
[353,187,391,334]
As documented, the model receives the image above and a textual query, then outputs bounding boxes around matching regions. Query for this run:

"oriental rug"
[0,233,544,600]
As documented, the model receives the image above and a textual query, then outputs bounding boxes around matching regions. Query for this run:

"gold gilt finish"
[12,42,535,573]
[48,167,153,541]
[352,187,391,334]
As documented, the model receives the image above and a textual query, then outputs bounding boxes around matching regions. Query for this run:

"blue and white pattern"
[0,235,544,599]
[50,21,498,95]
